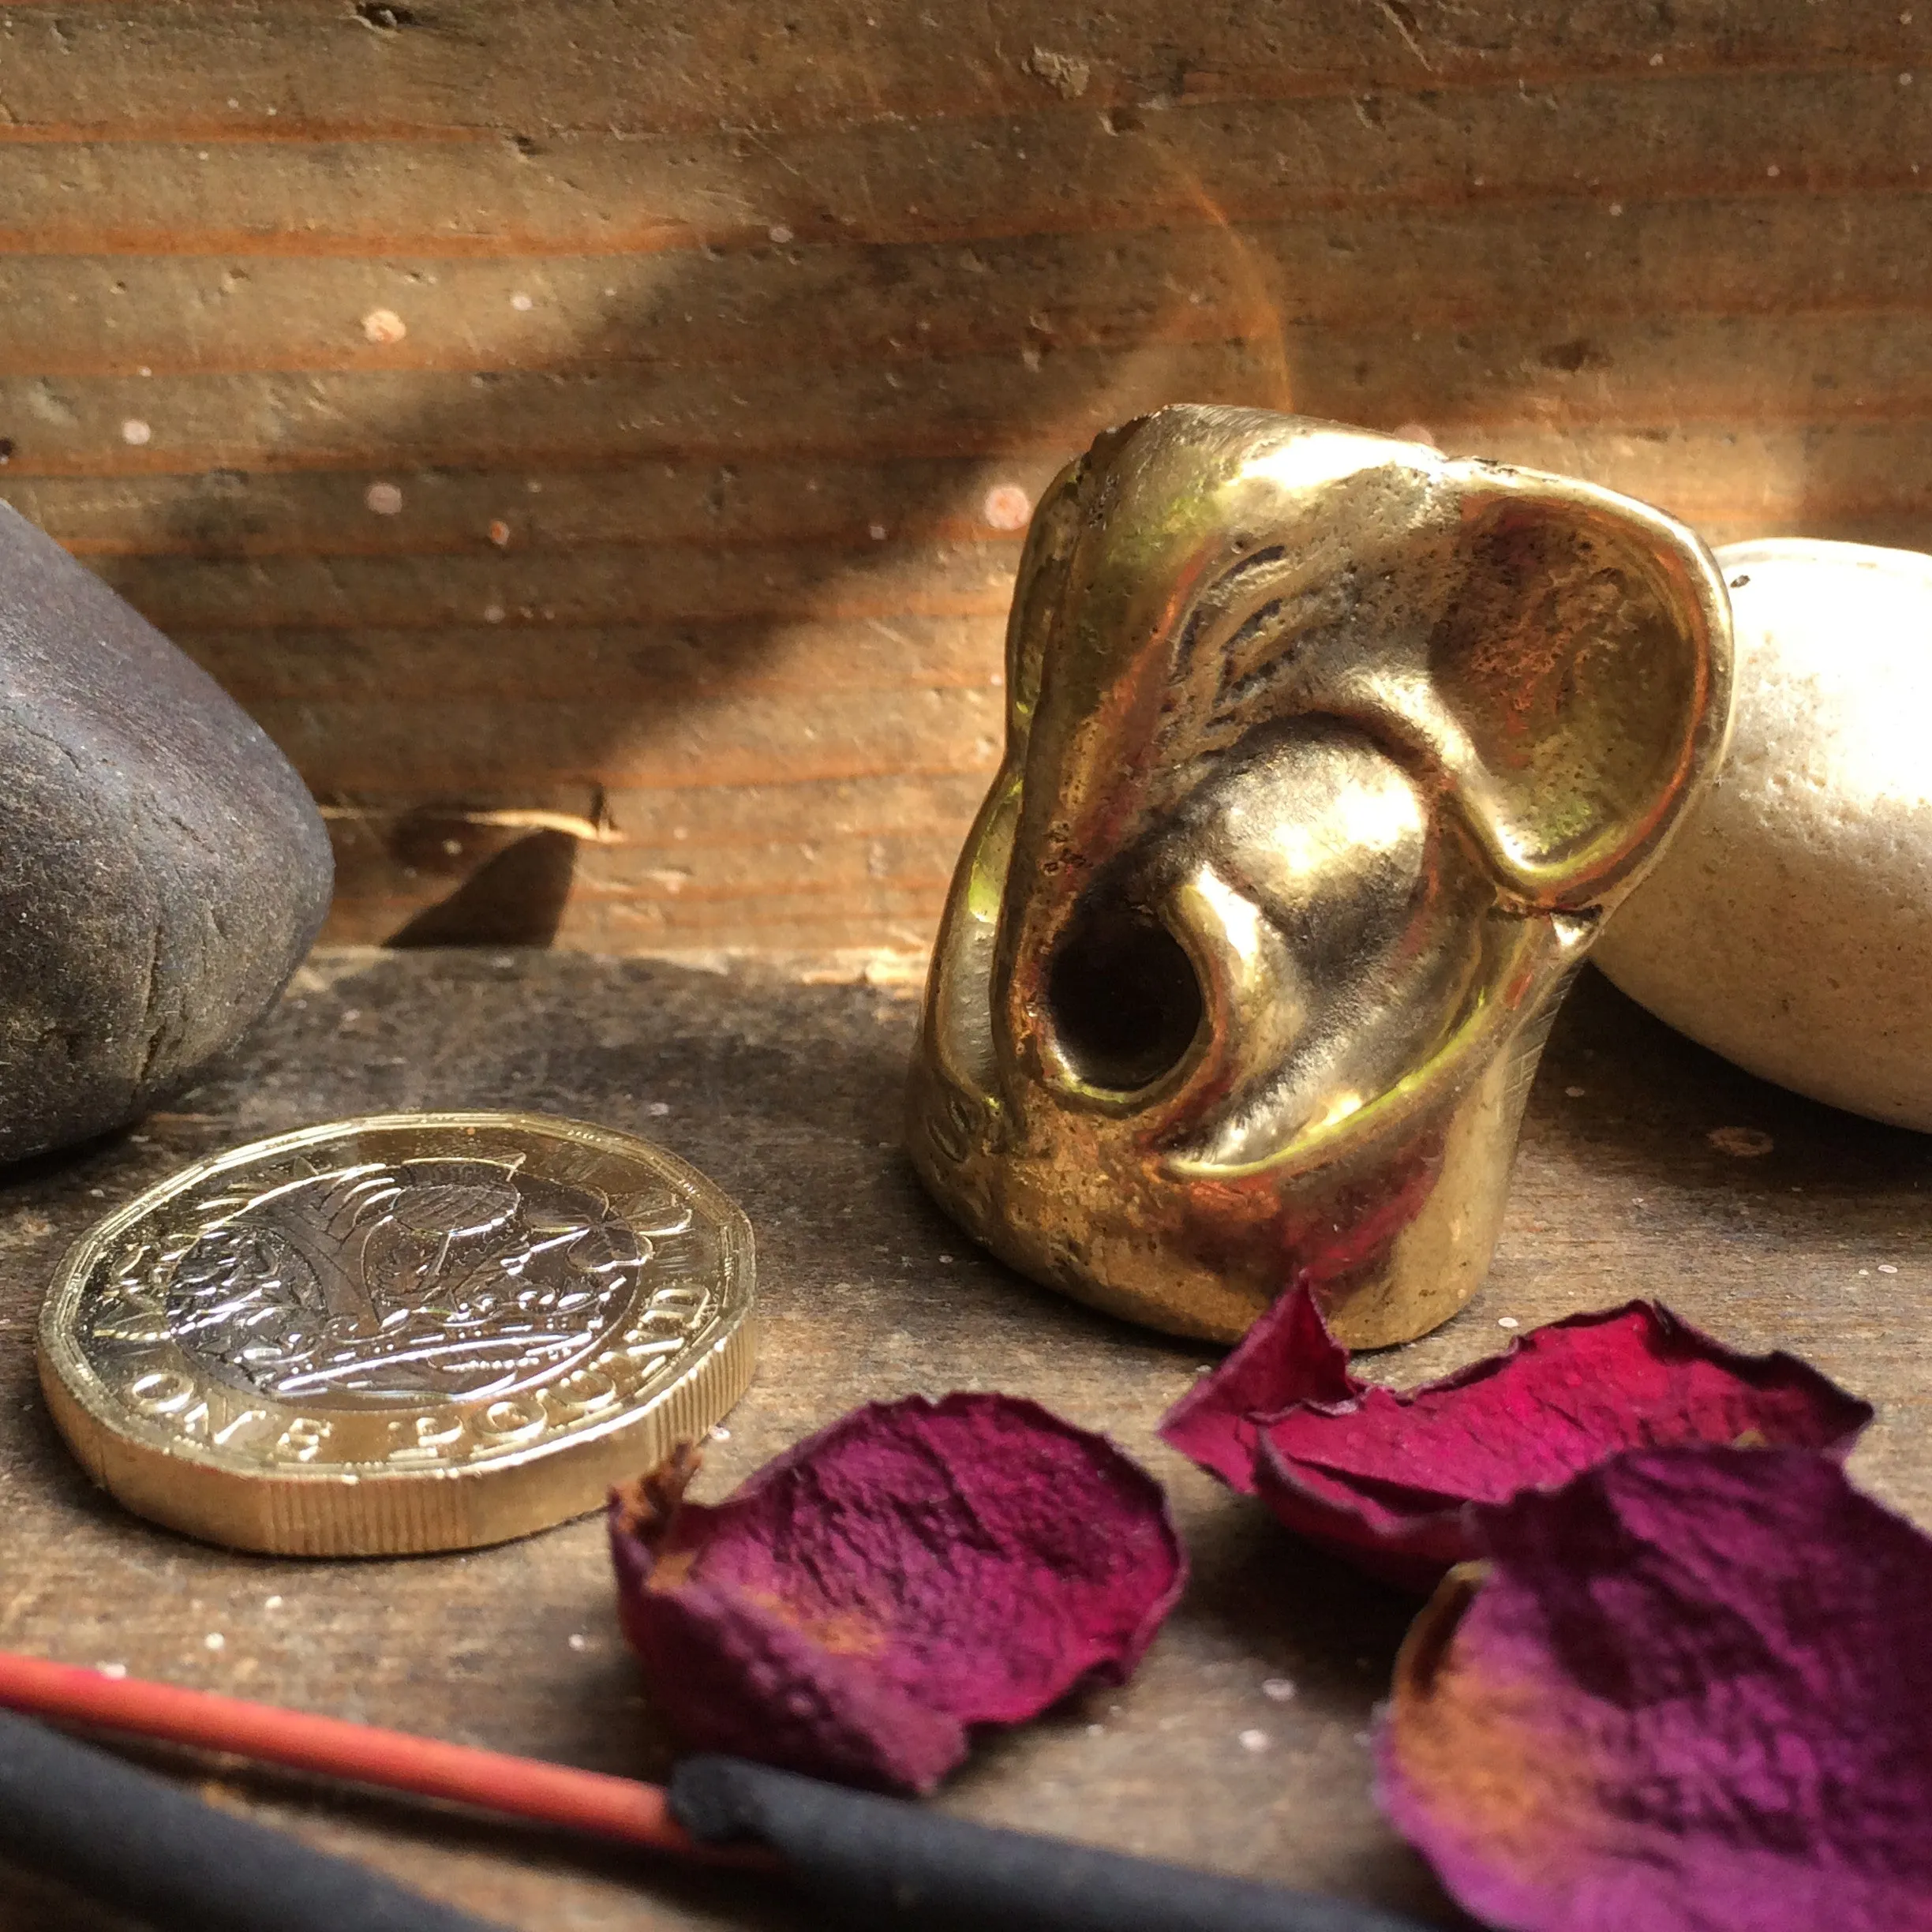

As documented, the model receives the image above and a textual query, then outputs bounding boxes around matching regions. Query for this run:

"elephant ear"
[1425,470,1733,913]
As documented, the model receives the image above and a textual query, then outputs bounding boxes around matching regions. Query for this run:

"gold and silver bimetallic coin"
[38,1113,754,1556]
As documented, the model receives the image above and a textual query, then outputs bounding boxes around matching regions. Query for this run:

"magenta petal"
[1159,1280,1357,1492]
[1163,1296,1872,1590]
[609,1393,1187,1793]
[1378,1448,1932,1932]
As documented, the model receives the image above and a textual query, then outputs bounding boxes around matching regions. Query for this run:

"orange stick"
[0,1649,759,1866]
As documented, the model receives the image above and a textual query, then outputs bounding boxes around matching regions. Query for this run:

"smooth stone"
[0,504,332,1161]
[1594,537,1932,1131]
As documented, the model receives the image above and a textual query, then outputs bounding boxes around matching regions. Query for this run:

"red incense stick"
[0,1650,1436,1931]
[0,1647,755,1865]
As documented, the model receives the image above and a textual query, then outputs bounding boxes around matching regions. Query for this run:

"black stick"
[670,1754,1434,1932]
[0,1707,511,1932]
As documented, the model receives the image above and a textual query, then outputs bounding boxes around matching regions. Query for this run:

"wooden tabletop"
[0,946,1924,1930]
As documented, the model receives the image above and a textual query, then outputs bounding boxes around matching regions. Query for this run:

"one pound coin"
[38,1112,754,1555]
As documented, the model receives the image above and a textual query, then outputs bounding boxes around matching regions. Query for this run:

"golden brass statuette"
[908,407,1732,1347]
[39,1113,754,1555]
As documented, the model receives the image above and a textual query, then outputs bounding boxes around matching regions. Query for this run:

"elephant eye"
[1046,898,1203,1094]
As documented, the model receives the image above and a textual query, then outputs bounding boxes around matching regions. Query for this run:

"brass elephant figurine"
[908,406,1732,1347]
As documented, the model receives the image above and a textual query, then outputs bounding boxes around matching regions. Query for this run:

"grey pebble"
[0,504,331,1161]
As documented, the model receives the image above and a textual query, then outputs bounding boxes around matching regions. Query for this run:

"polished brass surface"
[39,1112,754,1554]
[908,406,1733,1346]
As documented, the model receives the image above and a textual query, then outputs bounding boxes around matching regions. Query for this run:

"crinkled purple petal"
[609,1393,1186,1792]
[1159,1278,1355,1491]
[1377,1447,1932,1932]
[1162,1292,1871,1589]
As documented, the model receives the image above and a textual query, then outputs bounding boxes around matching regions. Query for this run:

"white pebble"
[1260,1676,1297,1703]
[121,418,152,446]
[1597,541,1932,1129]
[1237,1728,1269,1753]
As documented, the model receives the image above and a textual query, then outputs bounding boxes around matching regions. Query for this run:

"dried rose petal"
[1377,1449,1932,1932]
[609,1394,1185,1793]
[1162,1275,1356,1492]
[1162,1291,1870,1589]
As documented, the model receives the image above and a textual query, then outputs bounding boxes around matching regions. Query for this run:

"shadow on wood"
[388,827,577,948]
[0,5,1926,949]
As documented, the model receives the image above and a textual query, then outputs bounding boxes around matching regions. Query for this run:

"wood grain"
[0,2,1919,137]
[0,949,1925,1930]
[0,73,1925,264]
[0,0,1925,948]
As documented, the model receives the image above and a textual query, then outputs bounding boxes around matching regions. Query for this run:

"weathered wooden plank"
[178,613,1006,702]
[238,682,1003,792]
[0,1,1917,141]
[14,408,1932,570]
[0,66,1923,262]
[322,773,987,949]
[9,465,1056,556]
[85,541,1017,629]
[0,1,1923,950]
[3,185,1932,388]
[0,345,1279,473]
[1458,421,1932,541]
[8,308,1932,493]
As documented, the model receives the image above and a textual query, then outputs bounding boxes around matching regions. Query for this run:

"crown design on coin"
[145,1154,691,1405]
